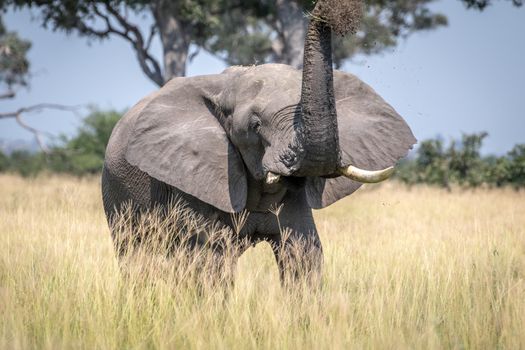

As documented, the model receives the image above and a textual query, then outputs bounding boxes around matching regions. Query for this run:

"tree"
[210,0,449,69]
[59,109,121,174]
[448,132,488,187]
[394,133,525,189]
[483,154,509,187]
[3,0,451,85]
[3,0,522,85]
[48,109,121,174]
[0,15,31,98]
[6,149,45,176]
[216,0,521,69]
[5,0,269,84]
[415,138,450,187]
[0,149,9,171]
[0,14,80,152]
[506,144,525,188]
[461,0,522,10]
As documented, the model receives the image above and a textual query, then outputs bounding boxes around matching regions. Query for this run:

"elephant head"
[125,0,416,213]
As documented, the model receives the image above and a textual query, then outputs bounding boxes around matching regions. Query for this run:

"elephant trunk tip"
[313,0,363,36]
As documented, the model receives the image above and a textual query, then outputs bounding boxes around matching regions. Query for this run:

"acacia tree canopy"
[461,0,522,10]
[3,0,269,85]
[0,0,521,85]
[0,15,80,152]
[210,0,449,69]
[0,16,31,98]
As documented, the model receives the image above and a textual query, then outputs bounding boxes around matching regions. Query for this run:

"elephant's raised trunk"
[295,0,362,177]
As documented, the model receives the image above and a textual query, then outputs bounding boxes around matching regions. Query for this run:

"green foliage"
[61,109,121,174]
[0,16,31,90]
[2,0,449,77]
[416,138,450,187]
[448,132,488,186]
[208,0,449,68]
[3,0,270,81]
[0,149,10,171]
[5,150,45,177]
[396,132,525,189]
[49,109,121,174]
[506,144,525,188]
[461,0,522,10]
[1,109,121,176]
[4,0,520,84]
[204,12,274,66]
[331,0,448,68]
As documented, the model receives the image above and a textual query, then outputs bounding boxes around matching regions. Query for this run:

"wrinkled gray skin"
[102,6,416,283]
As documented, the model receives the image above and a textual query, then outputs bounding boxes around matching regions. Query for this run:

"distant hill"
[0,139,40,155]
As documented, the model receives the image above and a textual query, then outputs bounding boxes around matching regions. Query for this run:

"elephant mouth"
[265,172,282,185]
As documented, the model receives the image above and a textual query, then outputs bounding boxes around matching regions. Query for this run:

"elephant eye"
[250,118,262,134]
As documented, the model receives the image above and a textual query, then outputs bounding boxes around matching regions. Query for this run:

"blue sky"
[2,1,524,155]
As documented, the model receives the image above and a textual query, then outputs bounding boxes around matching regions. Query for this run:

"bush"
[6,150,45,177]
[507,144,525,188]
[51,109,122,174]
[396,132,525,189]
[0,150,9,172]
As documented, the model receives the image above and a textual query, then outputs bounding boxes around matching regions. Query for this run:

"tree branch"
[0,90,16,100]
[73,3,164,86]
[103,4,164,86]
[92,5,127,37]
[0,103,80,154]
[145,23,157,52]
[188,46,200,62]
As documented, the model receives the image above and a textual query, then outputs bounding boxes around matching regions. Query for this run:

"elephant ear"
[125,75,247,213]
[306,70,416,209]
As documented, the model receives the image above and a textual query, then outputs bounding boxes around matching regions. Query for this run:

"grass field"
[1,174,524,349]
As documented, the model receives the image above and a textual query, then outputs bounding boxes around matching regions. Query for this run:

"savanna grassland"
[1,174,524,349]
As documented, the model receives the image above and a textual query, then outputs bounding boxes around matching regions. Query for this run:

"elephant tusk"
[338,165,395,183]
[265,172,281,185]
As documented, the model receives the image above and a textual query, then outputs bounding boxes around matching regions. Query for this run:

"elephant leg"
[265,189,324,287]
[189,238,250,296]
[269,229,323,287]
[184,221,251,290]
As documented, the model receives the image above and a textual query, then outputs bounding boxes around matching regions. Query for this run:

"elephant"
[101,0,416,284]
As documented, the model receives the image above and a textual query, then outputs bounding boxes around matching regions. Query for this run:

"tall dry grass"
[0,174,524,349]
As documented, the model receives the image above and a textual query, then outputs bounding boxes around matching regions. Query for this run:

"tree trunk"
[151,1,191,81]
[272,0,307,69]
